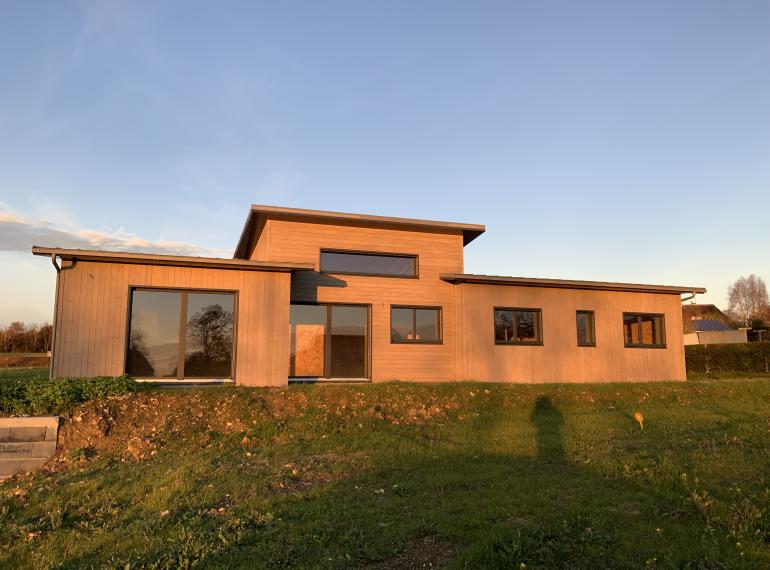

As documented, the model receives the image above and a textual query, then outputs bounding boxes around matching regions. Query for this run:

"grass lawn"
[1,378,769,568]
[0,367,49,382]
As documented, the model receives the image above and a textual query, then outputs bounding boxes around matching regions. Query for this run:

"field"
[1,370,769,568]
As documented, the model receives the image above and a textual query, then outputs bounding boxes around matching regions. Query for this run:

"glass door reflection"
[289,304,368,379]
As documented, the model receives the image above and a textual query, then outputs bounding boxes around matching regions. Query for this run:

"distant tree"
[727,274,769,326]
[0,322,54,353]
[37,324,53,353]
[184,304,233,375]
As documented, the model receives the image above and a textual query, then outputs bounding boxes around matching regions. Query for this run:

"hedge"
[686,342,770,376]
[0,375,139,416]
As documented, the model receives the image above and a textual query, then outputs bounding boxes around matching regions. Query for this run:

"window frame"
[622,312,667,349]
[289,301,372,380]
[576,310,596,347]
[493,307,544,346]
[320,249,419,279]
[390,305,443,344]
[124,286,239,381]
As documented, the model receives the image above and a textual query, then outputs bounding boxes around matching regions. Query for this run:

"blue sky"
[1,1,769,324]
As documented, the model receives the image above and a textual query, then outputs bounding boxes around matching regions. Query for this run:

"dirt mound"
[50,385,463,469]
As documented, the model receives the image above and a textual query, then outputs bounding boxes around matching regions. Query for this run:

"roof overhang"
[32,246,314,273]
[440,273,707,295]
[233,204,486,258]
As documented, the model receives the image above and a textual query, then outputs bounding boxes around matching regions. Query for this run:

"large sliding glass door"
[126,288,236,380]
[289,304,369,379]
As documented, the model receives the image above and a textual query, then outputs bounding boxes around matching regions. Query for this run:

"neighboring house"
[683,320,748,346]
[32,205,706,386]
[681,303,748,345]
[681,304,732,331]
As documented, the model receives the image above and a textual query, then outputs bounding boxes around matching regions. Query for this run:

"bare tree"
[726,274,769,326]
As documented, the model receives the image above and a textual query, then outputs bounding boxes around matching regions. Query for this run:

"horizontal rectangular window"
[320,250,417,277]
[623,313,666,348]
[391,306,442,343]
[126,289,235,379]
[494,308,543,345]
[576,310,596,347]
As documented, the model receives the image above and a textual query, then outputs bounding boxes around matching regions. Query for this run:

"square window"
[391,307,442,343]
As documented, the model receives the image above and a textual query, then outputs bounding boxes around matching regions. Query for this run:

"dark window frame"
[124,286,239,381]
[576,310,596,347]
[289,301,372,380]
[623,312,667,349]
[390,305,443,344]
[320,249,419,279]
[493,307,544,346]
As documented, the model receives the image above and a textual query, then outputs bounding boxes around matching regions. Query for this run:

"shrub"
[0,375,139,416]
[686,342,770,377]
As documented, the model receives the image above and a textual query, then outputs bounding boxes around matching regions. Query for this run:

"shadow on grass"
[45,395,749,570]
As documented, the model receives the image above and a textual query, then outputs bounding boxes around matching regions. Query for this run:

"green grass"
[1,380,769,568]
[0,369,140,416]
[0,367,49,382]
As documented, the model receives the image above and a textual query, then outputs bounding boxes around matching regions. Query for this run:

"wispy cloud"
[0,208,226,257]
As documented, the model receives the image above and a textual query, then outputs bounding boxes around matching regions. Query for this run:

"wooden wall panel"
[456,283,686,383]
[251,218,466,382]
[51,261,291,387]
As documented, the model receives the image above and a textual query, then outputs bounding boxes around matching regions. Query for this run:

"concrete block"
[0,417,59,429]
[0,427,9,442]
[0,457,51,477]
[18,457,49,472]
[8,426,47,442]
[0,441,57,459]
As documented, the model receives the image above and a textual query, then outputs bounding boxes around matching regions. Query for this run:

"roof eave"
[241,204,486,249]
[440,273,707,295]
[32,246,313,273]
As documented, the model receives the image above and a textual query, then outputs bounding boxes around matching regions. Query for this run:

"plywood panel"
[51,261,291,386]
[252,218,466,382]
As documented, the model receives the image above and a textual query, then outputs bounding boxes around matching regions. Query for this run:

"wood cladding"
[51,260,291,386]
[43,212,695,386]
[455,284,686,383]
[250,216,689,384]
[251,217,465,382]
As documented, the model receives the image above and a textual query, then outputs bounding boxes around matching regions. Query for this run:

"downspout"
[680,291,697,303]
[49,254,61,379]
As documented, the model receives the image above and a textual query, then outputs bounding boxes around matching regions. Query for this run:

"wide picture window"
[126,289,235,379]
[320,250,417,277]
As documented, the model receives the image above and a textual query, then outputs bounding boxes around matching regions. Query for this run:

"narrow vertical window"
[576,310,596,347]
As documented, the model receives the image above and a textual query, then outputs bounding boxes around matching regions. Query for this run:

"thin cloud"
[0,210,226,257]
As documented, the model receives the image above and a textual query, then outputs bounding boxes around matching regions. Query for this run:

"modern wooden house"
[33,205,706,385]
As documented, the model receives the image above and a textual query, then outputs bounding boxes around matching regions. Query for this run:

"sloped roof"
[234,205,486,258]
[692,319,734,332]
[682,304,729,322]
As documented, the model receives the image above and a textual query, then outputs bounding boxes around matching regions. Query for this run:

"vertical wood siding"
[252,218,466,382]
[51,261,291,386]
[456,284,686,382]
